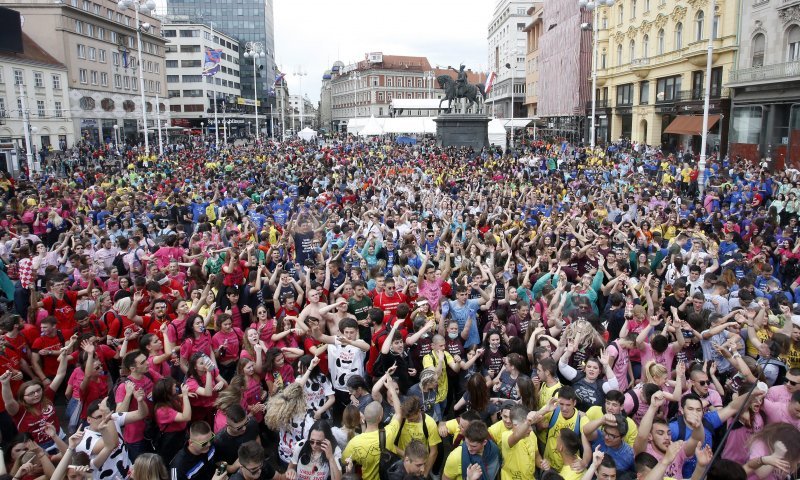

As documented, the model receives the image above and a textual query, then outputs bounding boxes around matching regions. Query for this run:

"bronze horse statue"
[437,75,486,113]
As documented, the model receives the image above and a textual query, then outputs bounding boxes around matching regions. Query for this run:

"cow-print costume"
[75,412,130,480]
[327,342,365,392]
[304,373,334,419]
[278,412,311,464]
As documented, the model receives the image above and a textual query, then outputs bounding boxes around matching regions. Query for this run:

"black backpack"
[112,251,129,276]
[378,429,402,480]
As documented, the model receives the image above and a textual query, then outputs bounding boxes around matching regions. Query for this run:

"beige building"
[727,0,800,166]
[523,2,544,117]
[0,0,167,145]
[593,0,737,154]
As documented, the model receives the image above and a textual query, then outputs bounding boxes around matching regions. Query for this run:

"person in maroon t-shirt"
[39,272,94,337]
[31,317,69,383]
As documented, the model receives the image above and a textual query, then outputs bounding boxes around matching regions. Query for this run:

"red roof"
[0,32,65,69]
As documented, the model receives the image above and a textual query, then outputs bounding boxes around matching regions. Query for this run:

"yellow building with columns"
[592,0,738,155]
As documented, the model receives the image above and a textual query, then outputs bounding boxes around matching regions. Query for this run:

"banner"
[274,72,285,85]
[485,71,497,94]
[202,48,223,76]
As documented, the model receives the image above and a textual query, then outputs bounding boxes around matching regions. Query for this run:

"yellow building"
[593,0,737,154]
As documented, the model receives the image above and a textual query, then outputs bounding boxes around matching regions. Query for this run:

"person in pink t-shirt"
[765,367,800,403]
[417,250,451,309]
[762,390,800,429]
[635,320,685,381]
[184,352,226,425]
[634,391,703,479]
[212,313,244,382]
[152,376,192,465]
[742,423,800,480]
[179,315,215,373]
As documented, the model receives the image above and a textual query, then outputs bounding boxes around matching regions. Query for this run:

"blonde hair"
[644,361,667,383]
[264,382,307,430]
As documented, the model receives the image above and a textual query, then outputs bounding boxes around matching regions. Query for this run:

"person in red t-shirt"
[39,272,94,337]
[0,345,70,450]
[373,278,407,320]
[31,317,68,383]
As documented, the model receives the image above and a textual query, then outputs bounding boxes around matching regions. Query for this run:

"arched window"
[630,40,636,62]
[752,33,765,67]
[712,14,720,39]
[642,34,650,58]
[695,11,704,41]
[657,29,665,54]
[789,25,800,61]
[675,23,683,49]
[617,43,623,66]
[631,0,637,18]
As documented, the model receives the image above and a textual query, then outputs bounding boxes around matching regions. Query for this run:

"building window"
[114,74,121,88]
[97,27,104,40]
[166,75,179,82]
[163,30,176,37]
[154,63,159,73]
[101,72,108,86]
[14,69,24,85]
[88,47,96,61]
[656,75,682,102]
[123,76,129,89]
[387,78,393,87]
[695,11,704,42]
[77,44,86,59]
[180,29,200,37]
[712,14,720,39]
[180,45,201,53]
[181,60,202,68]
[645,0,650,11]
[99,50,106,63]
[37,100,45,117]
[112,52,120,66]
[166,60,178,68]
[616,83,633,105]
[155,81,160,93]
[657,28,665,54]
[752,33,765,67]
[617,44,623,66]
[601,51,607,69]
[710,66,723,97]
[675,22,683,49]
[33,72,43,88]
[90,70,98,85]
[54,101,62,118]
[16,98,21,118]
[631,0,636,19]
[692,70,703,99]
[182,75,202,82]
[87,24,94,37]
[642,34,649,58]
[629,40,636,62]
[110,31,117,43]
[75,20,83,34]
[789,25,800,61]
[168,90,180,98]
[639,81,649,104]
[52,75,61,89]
[79,69,88,84]
[618,5,624,24]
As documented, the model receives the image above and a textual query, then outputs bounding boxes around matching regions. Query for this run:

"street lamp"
[116,0,155,155]
[579,0,614,150]
[352,71,360,119]
[113,124,120,148]
[505,53,517,150]
[243,42,265,142]
[200,122,205,141]
[294,68,307,129]
[426,71,435,99]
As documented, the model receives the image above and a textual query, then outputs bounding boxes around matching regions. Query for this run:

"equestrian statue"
[437,64,486,113]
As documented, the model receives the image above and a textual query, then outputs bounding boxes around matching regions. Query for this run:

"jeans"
[126,440,150,463]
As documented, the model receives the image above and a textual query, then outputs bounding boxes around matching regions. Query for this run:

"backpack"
[378,429,402,480]
[112,251,129,276]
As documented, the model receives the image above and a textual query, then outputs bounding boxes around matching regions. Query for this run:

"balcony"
[585,100,610,110]
[728,61,800,85]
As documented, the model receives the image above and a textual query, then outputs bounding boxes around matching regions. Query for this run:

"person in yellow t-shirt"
[500,405,548,480]
[384,396,442,477]
[487,401,515,444]
[422,336,459,410]
[584,391,638,446]
[555,428,587,480]
[537,386,586,472]
[443,421,500,480]
[536,358,562,442]
[342,401,384,480]
[437,410,481,448]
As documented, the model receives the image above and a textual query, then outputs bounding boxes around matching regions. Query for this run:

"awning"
[663,114,720,135]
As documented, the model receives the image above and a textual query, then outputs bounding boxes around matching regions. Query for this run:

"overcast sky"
[155,0,496,103]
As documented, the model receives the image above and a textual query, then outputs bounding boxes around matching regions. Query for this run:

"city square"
[0,1,798,480]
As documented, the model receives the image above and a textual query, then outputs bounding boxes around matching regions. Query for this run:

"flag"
[274,72,286,85]
[202,48,223,76]
[485,71,497,93]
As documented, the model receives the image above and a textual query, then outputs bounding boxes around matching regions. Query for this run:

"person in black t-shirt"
[229,441,277,480]
[214,405,261,473]
[170,421,225,480]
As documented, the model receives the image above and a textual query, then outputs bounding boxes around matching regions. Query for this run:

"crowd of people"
[0,133,796,480]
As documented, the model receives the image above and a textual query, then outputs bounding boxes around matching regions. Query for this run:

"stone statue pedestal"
[433,114,490,150]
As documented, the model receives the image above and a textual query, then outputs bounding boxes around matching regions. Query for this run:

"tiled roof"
[0,32,66,69]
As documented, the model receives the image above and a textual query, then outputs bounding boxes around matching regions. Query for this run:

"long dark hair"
[298,420,337,467]
[152,377,179,412]
[183,314,204,340]
[186,352,207,384]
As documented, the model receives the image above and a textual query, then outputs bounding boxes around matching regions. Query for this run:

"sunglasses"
[307,439,325,446]
[787,379,799,386]
[190,434,215,448]
[695,380,709,386]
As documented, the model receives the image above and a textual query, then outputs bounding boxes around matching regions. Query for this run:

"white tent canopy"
[358,115,384,136]
[488,119,507,147]
[297,127,317,141]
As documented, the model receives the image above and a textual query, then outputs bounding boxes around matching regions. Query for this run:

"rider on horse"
[450,64,467,98]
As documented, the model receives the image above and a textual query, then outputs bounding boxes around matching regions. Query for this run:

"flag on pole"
[274,72,286,85]
[485,71,497,93]
[202,48,223,76]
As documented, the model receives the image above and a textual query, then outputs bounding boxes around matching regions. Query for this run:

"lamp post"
[505,55,516,150]
[352,71,360,119]
[295,68,307,129]
[426,71,435,99]
[698,0,717,197]
[113,124,120,148]
[578,0,614,150]
[243,42,265,142]
[200,122,205,142]
[116,0,155,155]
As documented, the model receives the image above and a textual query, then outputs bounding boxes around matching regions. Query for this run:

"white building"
[288,94,316,130]
[0,32,75,162]
[487,0,532,119]
[162,22,242,137]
